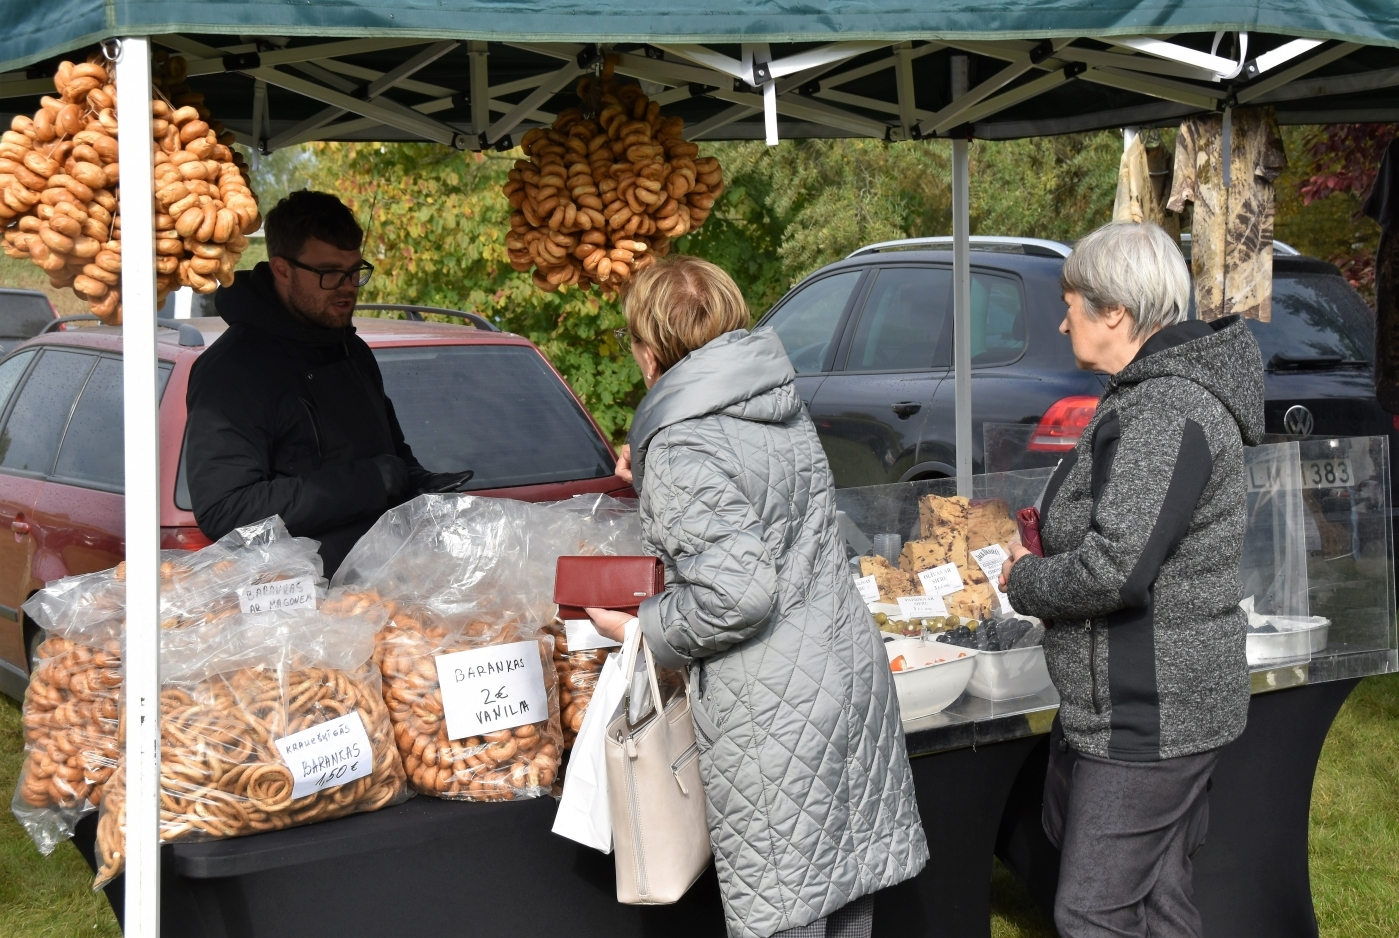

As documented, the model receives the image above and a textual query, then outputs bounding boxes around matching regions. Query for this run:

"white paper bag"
[552,629,634,852]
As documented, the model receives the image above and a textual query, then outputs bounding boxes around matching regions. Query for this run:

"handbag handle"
[619,624,684,731]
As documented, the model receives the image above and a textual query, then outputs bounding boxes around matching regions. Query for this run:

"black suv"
[756,236,1394,487]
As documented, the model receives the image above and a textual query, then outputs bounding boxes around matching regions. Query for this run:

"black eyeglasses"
[613,328,631,343]
[282,256,375,290]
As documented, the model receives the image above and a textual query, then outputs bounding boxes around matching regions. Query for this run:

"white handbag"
[604,628,711,904]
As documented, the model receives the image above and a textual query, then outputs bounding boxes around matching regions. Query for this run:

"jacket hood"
[1112,316,1266,445]
[214,262,356,347]
[629,328,799,489]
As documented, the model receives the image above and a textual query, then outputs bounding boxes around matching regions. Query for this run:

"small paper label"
[918,563,965,597]
[239,575,318,615]
[435,640,547,741]
[274,711,373,800]
[853,575,882,605]
[971,544,1013,614]
[564,618,622,651]
[897,594,948,618]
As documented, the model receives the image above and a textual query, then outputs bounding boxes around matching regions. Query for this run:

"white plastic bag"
[552,620,636,852]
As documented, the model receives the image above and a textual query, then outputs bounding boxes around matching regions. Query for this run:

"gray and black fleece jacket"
[1006,316,1265,761]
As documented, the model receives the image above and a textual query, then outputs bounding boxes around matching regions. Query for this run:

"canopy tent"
[5,6,1398,937]
[5,27,1399,147]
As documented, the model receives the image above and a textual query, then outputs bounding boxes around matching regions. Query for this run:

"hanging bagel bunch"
[503,65,724,295]
[0,52,259,325]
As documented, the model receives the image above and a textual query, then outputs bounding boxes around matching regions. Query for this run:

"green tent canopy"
[1,4,1397,146]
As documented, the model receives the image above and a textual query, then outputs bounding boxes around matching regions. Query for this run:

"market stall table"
[71,654,1385,938]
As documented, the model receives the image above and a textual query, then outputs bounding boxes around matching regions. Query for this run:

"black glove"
[417,470,475,494]
[373,455,411,499]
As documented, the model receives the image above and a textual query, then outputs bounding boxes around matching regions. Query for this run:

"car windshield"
[372,344,615,490]
[0,292,53,340]
[1247,273,1374,365]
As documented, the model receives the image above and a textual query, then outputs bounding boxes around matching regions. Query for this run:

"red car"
[0,309,631,698]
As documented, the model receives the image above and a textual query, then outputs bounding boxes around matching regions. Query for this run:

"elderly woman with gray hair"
[998,221,1264,938]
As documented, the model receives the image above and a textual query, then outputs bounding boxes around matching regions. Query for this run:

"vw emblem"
[1283,404,1314,437]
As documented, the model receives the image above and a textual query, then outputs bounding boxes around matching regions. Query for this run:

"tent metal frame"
[3,21,1395,938]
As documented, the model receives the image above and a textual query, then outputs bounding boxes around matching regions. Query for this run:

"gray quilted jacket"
[631,329,928,938]
[1007,317,1265,761]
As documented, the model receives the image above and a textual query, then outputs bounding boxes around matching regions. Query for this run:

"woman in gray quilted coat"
[588,255,927,938]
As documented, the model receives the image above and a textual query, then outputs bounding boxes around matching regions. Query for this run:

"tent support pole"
[115,35,162,938]
[951,56,973,497]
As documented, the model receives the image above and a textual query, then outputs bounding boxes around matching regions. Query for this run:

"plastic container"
[872,534,902,564]
[1246,616,1329,666]
[883,637,978,719]
[965,644,1053,701]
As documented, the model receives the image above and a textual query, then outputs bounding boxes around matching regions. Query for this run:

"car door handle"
[11,519,29,535]
[891,402,922,419]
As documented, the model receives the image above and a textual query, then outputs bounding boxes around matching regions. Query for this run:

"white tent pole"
[114,35,162,938]
[950,55,973,497]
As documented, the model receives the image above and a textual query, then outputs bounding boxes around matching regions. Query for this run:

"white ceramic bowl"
[884,637,978,719]
[965,644,1053,701]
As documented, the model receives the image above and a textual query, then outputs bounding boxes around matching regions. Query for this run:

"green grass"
[0,695,120,937]
[0,676,1395,936]
[1308,672,1399,937]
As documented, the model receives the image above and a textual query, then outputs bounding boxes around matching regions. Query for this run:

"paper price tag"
[917,563,965,597]
[435,640,547,741]
[239,575,318,615]
[853,574,882,605]
[971,544,1012,614]
[564,618,623,651]
[897,594,948,618]
[274,711,373,800]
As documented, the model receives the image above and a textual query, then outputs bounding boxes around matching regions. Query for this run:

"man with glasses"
[184,190,473,575]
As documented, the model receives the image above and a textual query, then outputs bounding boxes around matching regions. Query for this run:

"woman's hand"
[999,543,1032,590]
[585,607,634,643]
[615,444,634,485]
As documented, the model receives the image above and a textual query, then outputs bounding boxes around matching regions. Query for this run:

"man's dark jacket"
[185,263,426,575]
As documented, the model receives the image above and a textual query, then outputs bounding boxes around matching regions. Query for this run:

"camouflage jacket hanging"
[1167,107,1288,322]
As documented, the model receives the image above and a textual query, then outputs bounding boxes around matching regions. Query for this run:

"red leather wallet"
[1016,507,1045,557]
[553,555,665,621]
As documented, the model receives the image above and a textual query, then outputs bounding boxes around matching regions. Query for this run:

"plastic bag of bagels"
[92,601,407,889]
[10,566,124,854]
[327,494,645,798]
[11,517,325,855]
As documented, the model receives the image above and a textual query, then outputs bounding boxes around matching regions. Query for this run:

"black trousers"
[1043,719,1218,938]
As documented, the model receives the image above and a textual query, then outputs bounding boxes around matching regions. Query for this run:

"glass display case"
[835,437,1397,757]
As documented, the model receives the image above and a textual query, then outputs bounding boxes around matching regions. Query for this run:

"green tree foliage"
[681,133,1122,317]
[305,142,642,442]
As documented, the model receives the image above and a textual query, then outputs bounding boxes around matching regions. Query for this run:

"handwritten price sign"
[434,640,547,741]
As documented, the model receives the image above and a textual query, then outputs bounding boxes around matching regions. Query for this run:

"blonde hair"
[624,255,750,372]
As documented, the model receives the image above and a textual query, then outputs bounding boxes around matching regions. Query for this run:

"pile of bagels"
[504,68,723,295]
[0,52,260,325]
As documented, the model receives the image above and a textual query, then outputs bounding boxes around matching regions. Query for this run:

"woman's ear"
[1102,304,1132,330]
[633,342,661,386]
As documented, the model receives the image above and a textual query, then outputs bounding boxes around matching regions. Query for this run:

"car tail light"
[1027,395,1100,452]
[1392,415,1399,432]
[160,526,213,550]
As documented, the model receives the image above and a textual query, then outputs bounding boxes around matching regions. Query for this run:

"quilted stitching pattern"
[630,331,928,938]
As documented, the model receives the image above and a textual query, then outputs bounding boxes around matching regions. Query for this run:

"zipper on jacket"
[671,742,699,795]
[624,733,649,897]
[1088,622,1102,713]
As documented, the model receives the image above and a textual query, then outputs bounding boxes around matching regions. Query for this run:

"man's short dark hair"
[264,190,363,260]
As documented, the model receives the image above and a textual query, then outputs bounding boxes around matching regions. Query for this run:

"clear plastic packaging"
[328,494,644,793]
[92,604,407,889]
[12,517,326,855]
[325,596,565,801]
